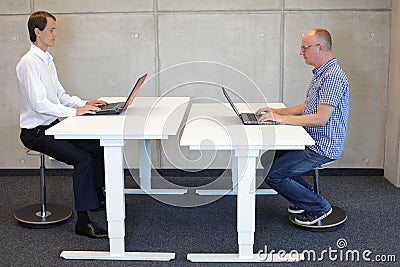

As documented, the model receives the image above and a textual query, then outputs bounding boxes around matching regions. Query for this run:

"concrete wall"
[0,0,394,172]
[385,0,400,186]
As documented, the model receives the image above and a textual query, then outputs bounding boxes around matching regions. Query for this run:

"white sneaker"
[294,208,333,225]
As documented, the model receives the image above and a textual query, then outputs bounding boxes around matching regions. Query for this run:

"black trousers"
[20,120,105,211]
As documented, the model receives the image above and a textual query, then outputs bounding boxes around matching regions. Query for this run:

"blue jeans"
[261,148,333,213]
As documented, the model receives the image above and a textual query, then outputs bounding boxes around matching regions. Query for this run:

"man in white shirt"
[16,11,108,238]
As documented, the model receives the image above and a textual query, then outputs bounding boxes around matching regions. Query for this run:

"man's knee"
[260,151,274,169]
[264,175,284,187]
[74,156,93,171]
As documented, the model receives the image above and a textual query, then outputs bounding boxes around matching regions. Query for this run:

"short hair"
[28,11,56,42]
[312,28,332,51]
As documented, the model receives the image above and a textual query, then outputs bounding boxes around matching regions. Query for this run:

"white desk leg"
[231,152,238,193]
[105,141,126,255]
[188,149,300,262]
[60,139,175,261]
[236,149,257,258]
[188,150,258,262]
[139,139,152,191]
[125,139,186,195]
[195,152,276,196]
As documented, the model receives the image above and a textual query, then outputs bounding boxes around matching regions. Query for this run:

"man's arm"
[273,103,305,116]
[258,103,335,127]
[256,103,305,116]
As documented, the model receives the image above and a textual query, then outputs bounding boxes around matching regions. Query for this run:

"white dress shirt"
[16,44,86,129]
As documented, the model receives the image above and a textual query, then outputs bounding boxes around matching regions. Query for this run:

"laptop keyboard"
[246,113,258,121]
[100,102,124,110]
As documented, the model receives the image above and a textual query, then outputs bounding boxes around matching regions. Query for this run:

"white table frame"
[46,97,189,261]
[180,103,314,262]
[124,139,187,195]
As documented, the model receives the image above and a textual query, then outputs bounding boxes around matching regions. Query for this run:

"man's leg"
[261,150,314,191]
[67,139,105,188]
[25,136,100,211]
[264,148,332,213]
[67,139,106,207]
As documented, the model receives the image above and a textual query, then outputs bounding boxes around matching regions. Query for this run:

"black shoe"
[75,222,108,238]
[90,200,106,212]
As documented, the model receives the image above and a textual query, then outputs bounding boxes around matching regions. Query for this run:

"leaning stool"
[14,150,72,228]
[289,161,347,231]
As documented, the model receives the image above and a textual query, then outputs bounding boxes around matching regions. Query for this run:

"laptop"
[88,74,147,115]
[222,87,278,125]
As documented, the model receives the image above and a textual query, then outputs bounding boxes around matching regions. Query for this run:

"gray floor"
[1,173,399,266]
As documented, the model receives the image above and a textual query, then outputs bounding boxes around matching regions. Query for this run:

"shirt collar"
[30,43,53,62]
[312,58,337,75]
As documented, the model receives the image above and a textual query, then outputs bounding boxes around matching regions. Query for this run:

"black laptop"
[89,74,147,115]
[222,87,278,125]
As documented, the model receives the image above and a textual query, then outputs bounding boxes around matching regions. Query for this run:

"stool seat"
[14,151,72,228]
[289,161,347,231]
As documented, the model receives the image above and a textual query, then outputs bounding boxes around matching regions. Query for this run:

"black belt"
[21,120,59,135]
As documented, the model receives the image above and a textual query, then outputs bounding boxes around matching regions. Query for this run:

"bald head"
[300,28,334,67]
[305,28,332,52]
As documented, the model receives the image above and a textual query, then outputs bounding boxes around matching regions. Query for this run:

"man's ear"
[318,43,325,52]
[34,27,41,37]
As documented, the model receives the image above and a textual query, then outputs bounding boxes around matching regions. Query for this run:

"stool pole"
[313,168,320,195]
[14,149,72,227]
[39,154,47,217]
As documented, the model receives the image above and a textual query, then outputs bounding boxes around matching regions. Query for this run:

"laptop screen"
[120,74,147,112]
[222,87,241,116]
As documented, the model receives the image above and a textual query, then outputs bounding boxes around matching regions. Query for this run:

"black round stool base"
[14,203,72,229]
[289,206,347,232]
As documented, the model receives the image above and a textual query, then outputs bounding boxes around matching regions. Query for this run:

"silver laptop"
[222,87,278,125]
[89,74,147,115]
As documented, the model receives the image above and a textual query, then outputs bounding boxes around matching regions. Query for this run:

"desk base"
[124,189,187,195]
[187,253,304,262]
[60,251,175,261]
[196,189,277,196]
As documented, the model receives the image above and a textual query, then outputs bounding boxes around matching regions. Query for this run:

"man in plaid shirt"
[257,28,349,225]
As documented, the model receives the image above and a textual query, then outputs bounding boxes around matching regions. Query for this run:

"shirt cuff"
[66,107,78,117]
[79,99,88,107]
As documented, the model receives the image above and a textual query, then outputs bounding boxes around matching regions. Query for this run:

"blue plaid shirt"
[303,58,349,160]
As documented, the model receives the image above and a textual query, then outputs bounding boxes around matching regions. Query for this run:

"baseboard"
[154,168,384,177]
[0,168,384,177]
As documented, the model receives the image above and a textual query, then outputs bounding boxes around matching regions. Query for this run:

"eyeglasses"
[300,43,321,52]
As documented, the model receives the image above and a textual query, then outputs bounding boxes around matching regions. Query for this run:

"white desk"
[46,96,189,261]
[180,103,315,262]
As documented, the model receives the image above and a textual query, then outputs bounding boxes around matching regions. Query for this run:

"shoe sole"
[89,207,106,212]
[75,231,108,238]
[294,208,333,225]
[288,207,305,214]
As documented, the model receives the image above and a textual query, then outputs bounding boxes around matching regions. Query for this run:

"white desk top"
[46,97,190,140]
[180,103,314,150]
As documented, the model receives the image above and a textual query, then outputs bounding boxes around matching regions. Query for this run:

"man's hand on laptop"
[255,107,272,115]
[76,100,109,116]
[87,100,109,107]
[255,107,280,123]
